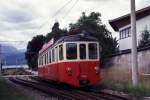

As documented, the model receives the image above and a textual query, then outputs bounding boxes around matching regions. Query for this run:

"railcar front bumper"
[79,80,90,86]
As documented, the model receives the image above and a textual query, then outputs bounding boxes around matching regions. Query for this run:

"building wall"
[119,37,132,50]
[101,48,150,82]
[118,15,150,50]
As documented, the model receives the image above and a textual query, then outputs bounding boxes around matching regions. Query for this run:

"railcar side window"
[40,57,42,65]
[55,47,58,62]
[41,56,43,65]
[45,53,47,64]
[66,43,77,60]
[38,57,40,66]
[52,49,55,62]
[88,43,98,59]
[49,50,51,63]
[79,44,86,59]
[43,55,45,65]
[45,54,47,64]
[46,53,48,64]
[59,45,63,60]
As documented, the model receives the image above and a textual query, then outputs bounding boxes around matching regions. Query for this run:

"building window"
[119,27,131,39]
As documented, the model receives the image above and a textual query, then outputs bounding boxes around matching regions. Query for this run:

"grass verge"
[95,78,150,99]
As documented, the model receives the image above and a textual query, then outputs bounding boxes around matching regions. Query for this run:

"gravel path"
[6,78,60,100]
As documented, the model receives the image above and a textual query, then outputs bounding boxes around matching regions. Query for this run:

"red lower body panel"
[38,61,101,87]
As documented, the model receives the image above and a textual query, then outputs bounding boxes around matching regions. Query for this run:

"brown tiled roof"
[109,6,150,31]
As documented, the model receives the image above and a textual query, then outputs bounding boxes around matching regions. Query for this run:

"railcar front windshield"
[66,43,77,60]
[66,42,98,60]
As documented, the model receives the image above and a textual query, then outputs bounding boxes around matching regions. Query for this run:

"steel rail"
[9,77,81,100]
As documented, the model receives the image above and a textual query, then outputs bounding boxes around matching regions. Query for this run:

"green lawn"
[0,77,34,100]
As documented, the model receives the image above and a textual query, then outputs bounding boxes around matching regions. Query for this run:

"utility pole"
[131,0,139,87]
[0,44,2,76]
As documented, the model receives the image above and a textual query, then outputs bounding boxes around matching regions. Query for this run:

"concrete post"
[0,44,1,76]
[131,0,139,87]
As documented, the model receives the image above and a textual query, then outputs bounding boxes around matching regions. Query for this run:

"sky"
[0,0,150,49]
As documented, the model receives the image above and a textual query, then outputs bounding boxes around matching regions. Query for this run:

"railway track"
[31,77,133,100]
[9,77,133,100]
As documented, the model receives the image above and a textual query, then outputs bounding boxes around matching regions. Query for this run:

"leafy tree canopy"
[25,35,45,70]
[138,28,150,48]
[45,21,68,42]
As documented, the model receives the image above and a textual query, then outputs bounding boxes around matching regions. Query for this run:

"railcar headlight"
[66,67,72,76]
[94,66,100,74]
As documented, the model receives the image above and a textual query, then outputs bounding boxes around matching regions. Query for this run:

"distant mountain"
[18,49,26,52]
[0,44,27,65]
[4,52,27,65]
[1,45,18,57]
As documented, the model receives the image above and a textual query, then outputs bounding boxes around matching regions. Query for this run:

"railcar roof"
[39,33,98,54]
[55,33,98,44]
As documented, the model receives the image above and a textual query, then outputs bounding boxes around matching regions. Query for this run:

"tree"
[25,35,45,70]
[138,28,150,48]
[45,22,68,42]
[69,12,118,66]
[26,12,118,70]
[25,22,68,70]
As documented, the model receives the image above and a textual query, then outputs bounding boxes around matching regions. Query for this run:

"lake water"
[2,65,28,69]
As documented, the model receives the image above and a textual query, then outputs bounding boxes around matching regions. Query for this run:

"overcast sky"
[0,0,150,49]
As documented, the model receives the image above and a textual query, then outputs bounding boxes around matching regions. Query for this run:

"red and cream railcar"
[38,34,101,87]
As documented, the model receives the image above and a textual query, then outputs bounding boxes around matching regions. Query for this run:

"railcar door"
[78,43,89,80]
[65,43,79,85]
